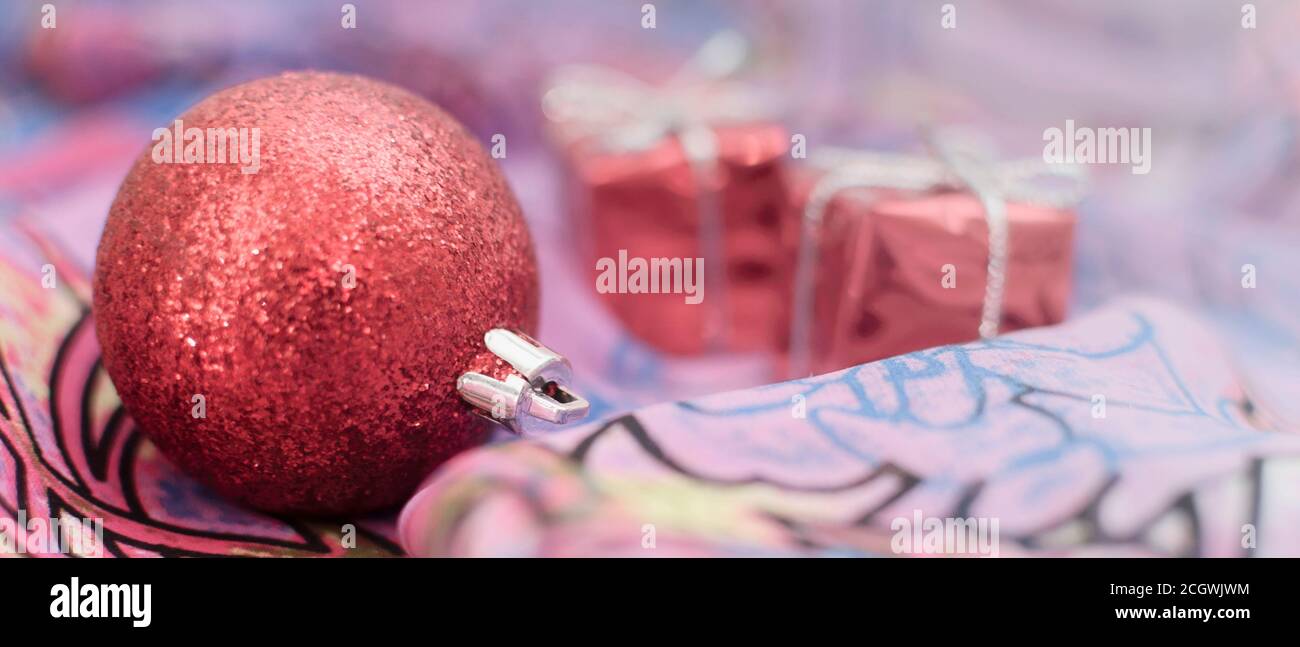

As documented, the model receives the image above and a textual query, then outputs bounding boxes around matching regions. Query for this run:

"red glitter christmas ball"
[93,71,538,515]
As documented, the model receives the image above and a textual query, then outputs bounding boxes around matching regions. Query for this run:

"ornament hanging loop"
[457,329,589,434]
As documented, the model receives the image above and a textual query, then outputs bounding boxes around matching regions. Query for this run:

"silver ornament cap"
[457,329,590,434]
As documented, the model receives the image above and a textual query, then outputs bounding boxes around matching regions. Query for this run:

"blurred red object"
[543,32,793,355]
[24,10,160,104]
[559,123,790,354]
[22,6,225,105]
[780,159,1080,376]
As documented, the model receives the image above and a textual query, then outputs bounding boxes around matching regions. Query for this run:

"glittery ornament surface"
[93,71,538,515]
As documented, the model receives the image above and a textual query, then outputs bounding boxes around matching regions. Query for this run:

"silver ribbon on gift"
[542,31,774,349]
[788,132,1088,377]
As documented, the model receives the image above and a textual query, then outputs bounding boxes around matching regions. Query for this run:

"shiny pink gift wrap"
[782,168,1076,376]
[559,123,790,355]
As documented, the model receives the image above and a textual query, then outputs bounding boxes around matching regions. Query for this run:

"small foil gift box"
[784,137,1086,376]
[542,33,790,355]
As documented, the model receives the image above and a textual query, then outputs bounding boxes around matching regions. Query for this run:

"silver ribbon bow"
[789,132,1087,377]
[541,30,769,153]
